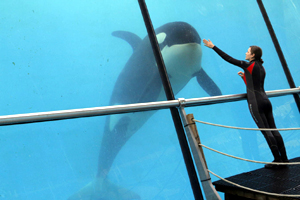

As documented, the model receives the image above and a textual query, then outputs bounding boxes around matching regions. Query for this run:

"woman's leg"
[248,102,282,162]
[265,106,288,161]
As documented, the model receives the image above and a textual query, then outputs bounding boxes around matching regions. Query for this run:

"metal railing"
[0,87,299,126]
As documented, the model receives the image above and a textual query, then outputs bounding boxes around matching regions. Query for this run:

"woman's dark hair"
[250,45,264,63]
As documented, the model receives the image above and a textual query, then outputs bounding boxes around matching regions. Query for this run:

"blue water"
[0,0,300,199]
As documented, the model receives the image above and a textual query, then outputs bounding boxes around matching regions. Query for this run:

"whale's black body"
[69,22,221,200]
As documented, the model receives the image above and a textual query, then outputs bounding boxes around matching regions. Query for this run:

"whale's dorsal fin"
[112,31,142,51]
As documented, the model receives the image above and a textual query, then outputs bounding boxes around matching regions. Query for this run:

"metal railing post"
[178,99,221,200]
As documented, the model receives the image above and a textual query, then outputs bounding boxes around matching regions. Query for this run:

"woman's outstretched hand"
[203,39,214,48]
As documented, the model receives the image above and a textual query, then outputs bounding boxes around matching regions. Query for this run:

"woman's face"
[245,47,254,61]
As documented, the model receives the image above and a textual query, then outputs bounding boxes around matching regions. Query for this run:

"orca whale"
[69,21,221,200]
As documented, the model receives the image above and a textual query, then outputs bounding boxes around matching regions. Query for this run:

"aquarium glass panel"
[263,0,300,87]
[0,109,193,199]
[1,1,300,200]
[0,0,166,115]
[146,0,290,99]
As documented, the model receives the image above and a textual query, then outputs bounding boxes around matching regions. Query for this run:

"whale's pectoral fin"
[112,31,142,52]
[68,177,141,200]
[194,68,222,96]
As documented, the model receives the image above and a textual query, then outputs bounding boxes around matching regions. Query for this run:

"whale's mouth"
[163,43,202,57]
[161,42,201,52]
[173,42,200,47]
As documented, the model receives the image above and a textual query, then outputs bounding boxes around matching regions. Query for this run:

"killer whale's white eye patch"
[156,32,167,44]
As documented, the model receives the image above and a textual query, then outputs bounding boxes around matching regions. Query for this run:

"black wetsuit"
[213,46,287,162]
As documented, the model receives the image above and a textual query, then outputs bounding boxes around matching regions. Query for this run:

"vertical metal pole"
[178,100,221,200]
[137,0,204,199]
[256,0,300,112]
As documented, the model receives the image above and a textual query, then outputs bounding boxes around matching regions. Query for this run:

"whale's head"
[155,22,203,88]
[155,22,201,50]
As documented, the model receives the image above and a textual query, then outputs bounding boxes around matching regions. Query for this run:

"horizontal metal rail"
[0,87,299,126]
[184,87,300,107]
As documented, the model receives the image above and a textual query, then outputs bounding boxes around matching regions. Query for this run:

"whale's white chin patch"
[161,43,203,94]
[161,43,202,71]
